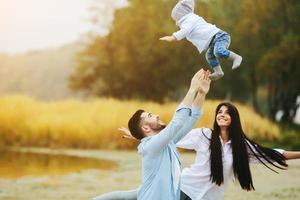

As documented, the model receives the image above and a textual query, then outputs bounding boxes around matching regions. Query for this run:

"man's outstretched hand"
[190,69,211,94]
[198,70,211,95]
[118,127,138,141]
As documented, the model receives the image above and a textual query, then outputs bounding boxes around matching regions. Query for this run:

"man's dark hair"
[128,109,145,140]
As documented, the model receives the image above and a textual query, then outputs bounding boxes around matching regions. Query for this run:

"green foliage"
[281,131,300,150]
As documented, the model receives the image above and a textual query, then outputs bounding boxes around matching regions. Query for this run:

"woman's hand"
[159,35,176,42]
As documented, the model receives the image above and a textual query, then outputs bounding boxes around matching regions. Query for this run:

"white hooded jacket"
[171,0,220,53]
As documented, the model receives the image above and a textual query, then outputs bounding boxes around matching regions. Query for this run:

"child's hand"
[159,36,176,42]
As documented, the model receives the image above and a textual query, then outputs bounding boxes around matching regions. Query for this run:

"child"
[160,0,242,80]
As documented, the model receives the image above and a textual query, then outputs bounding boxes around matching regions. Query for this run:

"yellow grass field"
[0,95,281,149]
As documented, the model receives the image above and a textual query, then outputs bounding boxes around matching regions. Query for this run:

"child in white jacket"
[160,0,242,80]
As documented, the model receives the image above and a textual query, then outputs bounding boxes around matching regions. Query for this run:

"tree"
[70,0,300,124]
[70,0,203,102]
[237,0,300,122]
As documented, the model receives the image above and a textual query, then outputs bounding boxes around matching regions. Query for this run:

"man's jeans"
[205,31,231,68]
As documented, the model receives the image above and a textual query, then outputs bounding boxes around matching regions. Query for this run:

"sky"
[0,0,117,54]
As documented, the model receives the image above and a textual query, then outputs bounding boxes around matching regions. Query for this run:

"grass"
[0,95,282,149]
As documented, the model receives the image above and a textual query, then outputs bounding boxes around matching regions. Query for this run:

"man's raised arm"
[141,69,206,155]
[173,70,211,143]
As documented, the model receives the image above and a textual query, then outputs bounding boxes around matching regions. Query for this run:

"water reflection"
[0,150,118,179]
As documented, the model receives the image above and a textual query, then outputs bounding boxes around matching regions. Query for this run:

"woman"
[92,102,300,200]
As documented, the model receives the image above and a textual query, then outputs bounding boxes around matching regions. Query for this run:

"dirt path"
[0,148,299,200]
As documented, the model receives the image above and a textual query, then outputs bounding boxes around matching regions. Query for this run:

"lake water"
[0,150,118,179]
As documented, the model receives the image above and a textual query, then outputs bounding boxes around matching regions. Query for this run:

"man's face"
[140,112,165,133]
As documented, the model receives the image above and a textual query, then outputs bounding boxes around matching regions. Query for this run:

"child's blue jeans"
[205,31,231,68]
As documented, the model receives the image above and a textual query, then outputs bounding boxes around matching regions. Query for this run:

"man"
[93,69,211,200]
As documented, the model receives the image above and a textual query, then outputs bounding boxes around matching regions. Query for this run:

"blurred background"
[0,0,299,199]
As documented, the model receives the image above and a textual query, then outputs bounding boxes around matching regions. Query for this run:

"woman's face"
[216,105,232,128]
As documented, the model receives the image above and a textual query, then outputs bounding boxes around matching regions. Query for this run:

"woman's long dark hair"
[210,102,288,191]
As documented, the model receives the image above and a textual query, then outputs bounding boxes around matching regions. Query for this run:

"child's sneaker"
[209,71,224,80]
[229,52,242,70]
[209,65,224,80]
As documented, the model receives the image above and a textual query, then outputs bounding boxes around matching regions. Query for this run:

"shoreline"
[0,147,299,200]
